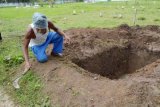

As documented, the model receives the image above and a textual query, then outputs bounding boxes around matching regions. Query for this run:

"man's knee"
[37,56,48,63]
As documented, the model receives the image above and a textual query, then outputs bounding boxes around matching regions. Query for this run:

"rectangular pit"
[72,46,160,79]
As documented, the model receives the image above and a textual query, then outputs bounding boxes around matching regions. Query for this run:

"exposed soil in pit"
[72,46,160,79]
[16,25,160,107]
[64,24,160,80]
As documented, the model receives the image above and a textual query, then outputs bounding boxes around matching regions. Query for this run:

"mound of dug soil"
[29,25,160,107]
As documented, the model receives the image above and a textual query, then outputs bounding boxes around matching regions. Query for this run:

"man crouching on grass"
[23,12,70,71]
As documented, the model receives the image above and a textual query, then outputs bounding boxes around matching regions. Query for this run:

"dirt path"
[0,88,17,107]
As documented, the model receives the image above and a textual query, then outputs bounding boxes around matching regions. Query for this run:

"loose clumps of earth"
[17,24,160,107]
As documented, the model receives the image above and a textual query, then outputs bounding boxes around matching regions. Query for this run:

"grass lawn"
[0,0,160,106]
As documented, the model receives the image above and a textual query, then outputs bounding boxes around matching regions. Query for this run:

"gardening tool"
[13,67,30,89]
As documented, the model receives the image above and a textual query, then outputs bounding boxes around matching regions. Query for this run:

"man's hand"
[64,35,71,44]
[23,62,31,75]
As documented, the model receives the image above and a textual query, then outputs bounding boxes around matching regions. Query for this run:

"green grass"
[0,0,160,106]
[14,71,50,107]
[0,0,160,36]
[0,39,50,106]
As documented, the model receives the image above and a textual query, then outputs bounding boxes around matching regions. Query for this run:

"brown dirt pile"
[29,25,160,107]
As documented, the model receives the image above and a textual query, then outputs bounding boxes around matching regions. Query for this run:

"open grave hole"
[72,46,160,79]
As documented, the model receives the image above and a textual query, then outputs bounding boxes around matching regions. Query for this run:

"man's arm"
[48,21,70,43]
[22,27,33,70]
[48,21,67,37]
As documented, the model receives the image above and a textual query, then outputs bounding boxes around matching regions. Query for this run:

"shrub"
[138,17,146,21]
[3,55,24,67]
[154,19,160,22]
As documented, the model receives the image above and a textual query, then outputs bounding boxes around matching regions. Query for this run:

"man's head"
[32,12,48,29]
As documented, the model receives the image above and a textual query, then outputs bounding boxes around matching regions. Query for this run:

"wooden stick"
[133,9,137,26]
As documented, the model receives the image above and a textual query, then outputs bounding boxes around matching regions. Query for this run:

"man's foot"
[51,52,63,57]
